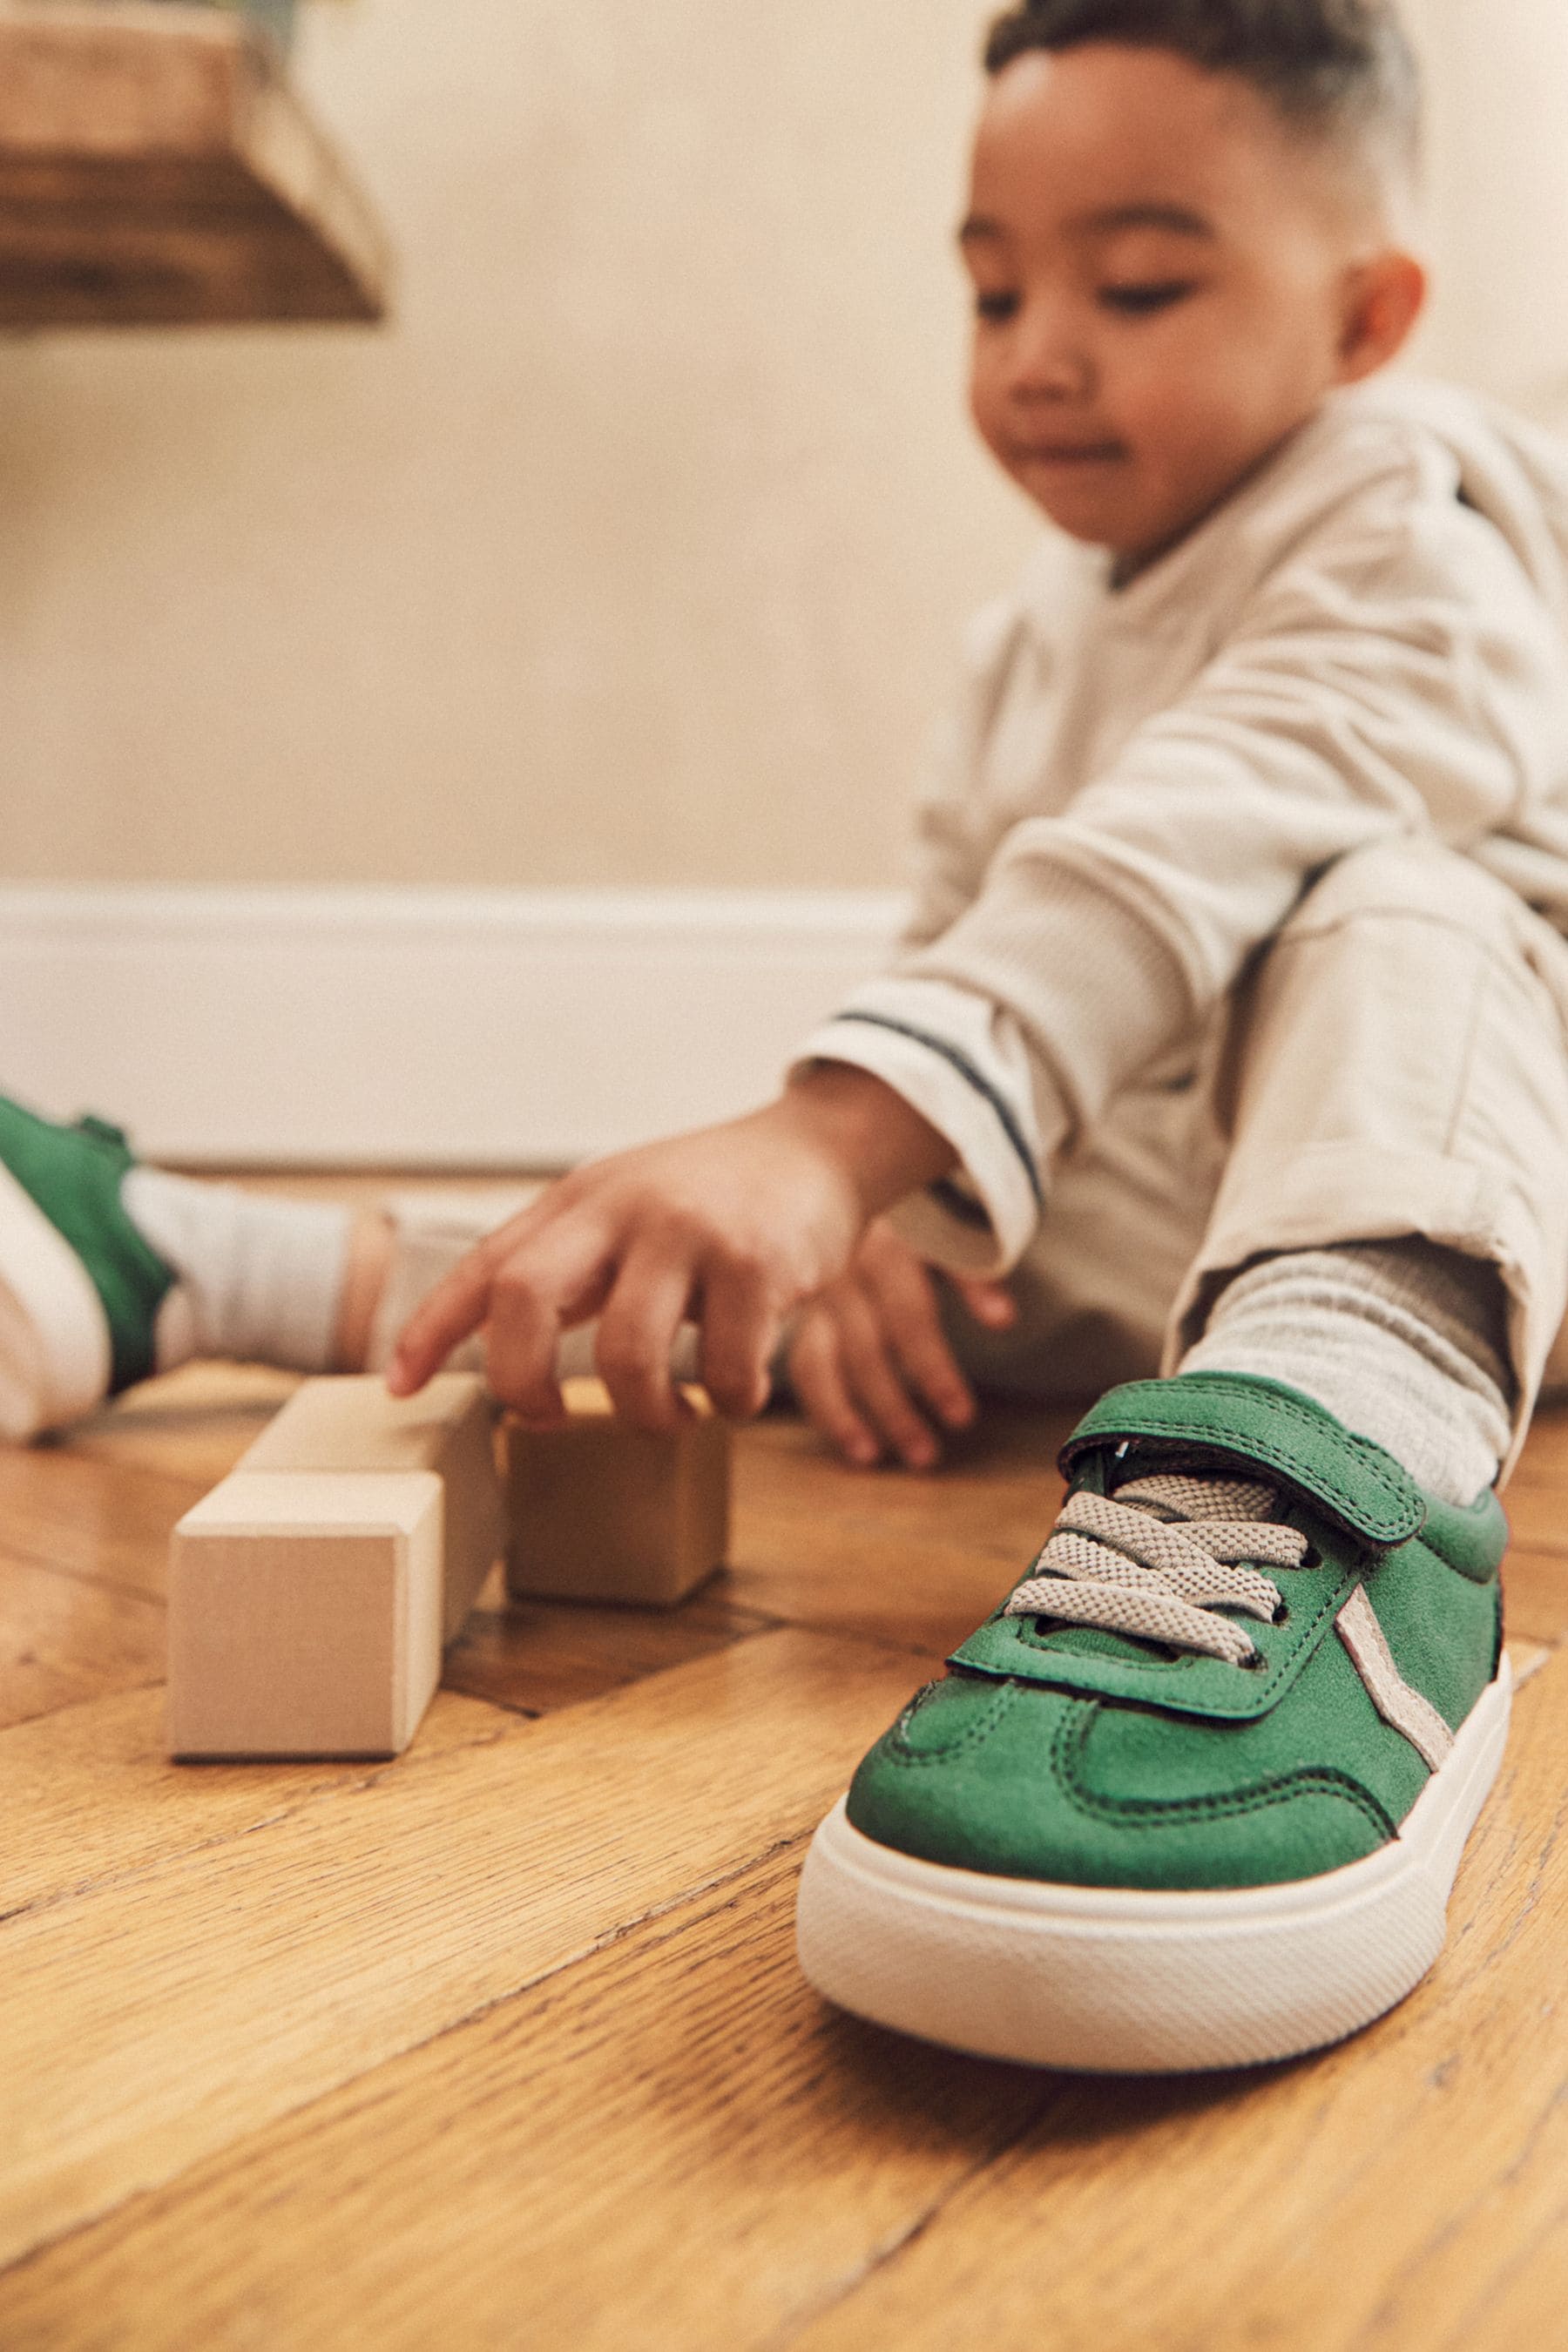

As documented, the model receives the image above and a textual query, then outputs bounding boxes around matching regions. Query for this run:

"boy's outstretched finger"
[384,1241,500,1395]
[482,1281,569,1425]
[593,1250,697,1429]
[953,1274,1017,1329]
[483,1221,619,1420]
[835,1288,940,1470]
[696,1260,777,1422]
[867,1248,977,1432]
[788,1315,880,1467]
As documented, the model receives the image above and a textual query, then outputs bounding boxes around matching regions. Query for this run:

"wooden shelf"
[0,3,389,327]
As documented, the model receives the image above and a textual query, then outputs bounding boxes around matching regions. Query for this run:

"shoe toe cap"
[845,1671,1393,1891]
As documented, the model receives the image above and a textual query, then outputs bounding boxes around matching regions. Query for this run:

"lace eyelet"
[1241,1649,1269,1673]
[1272,1602,1291,1627]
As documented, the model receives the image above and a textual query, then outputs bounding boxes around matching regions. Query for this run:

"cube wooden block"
[166,1372,504,1761]
[503,1379,731,1608]
[168,1472,443,1760]
[239,1374,502,1640]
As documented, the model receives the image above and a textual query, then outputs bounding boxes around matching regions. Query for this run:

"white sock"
[121,1168,354,1375]
[1179,1240,1514,1505]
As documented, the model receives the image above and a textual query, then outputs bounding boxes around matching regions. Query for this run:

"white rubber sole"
[0,1161,112,1440]
[795,1659,1512,2073]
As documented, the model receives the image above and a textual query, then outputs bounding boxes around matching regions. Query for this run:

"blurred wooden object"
[0,1,389,326]
[504,1378,733,1609]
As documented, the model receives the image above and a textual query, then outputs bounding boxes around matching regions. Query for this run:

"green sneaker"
[796,1372,1511,2072]
[0,1096,174,1440]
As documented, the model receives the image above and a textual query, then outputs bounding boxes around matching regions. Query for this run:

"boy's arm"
[387,1065,956,1428]
[776,591,1064,1289]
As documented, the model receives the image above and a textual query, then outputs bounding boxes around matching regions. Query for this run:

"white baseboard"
[0,885,908,1166]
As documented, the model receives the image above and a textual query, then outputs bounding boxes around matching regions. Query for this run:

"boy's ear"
[1334,248,1428,383]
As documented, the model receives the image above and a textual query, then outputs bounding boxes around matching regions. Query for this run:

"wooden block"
[503,1380,731,1609]
[167,1473,443,1760]
[239,1374,502,1642]
[166,1375,500,1762]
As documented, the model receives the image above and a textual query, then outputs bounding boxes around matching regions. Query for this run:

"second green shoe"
[795,1371,1511,2072]
[0,1096,173,1441]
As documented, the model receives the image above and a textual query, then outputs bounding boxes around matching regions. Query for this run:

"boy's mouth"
[1013,440,1128,466]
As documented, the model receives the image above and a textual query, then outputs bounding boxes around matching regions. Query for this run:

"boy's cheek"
[967,367,1004,455]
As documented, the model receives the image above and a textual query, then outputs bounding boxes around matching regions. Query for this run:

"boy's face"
[961,44,1408,572]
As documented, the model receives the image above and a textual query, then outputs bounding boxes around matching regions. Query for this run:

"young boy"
[10,0,1568,2070]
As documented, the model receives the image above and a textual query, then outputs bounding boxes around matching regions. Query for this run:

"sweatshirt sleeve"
[897,592,1028,953]
[797,444,1568,1274]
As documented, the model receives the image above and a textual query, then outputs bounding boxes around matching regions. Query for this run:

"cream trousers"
[945,838,1568,1478]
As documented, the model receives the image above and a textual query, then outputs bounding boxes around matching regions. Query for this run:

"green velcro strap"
[1059,1372,1426,1551]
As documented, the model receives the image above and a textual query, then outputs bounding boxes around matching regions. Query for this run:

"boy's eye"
[974,291,1019,323]
[1099,281,1196,315]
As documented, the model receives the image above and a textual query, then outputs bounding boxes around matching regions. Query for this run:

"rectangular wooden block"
[504,1379,731,1609]
[168,1375,503,1761]
[168,1472,443,1760]
[240,1374,503,1641]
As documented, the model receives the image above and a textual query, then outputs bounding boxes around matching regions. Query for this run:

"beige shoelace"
[1004,1472,1312,1668]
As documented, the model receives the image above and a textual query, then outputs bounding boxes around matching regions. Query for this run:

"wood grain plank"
[0,1553,165,1730]
[1503,1403,1568,1489]
[780,1652,1568,2352]
[728,1408,1071,1656]
[0,1445,197,1601]
[0,1685,515,1922]
[64,1362,300,1488]
[0,1629,921,2270]
[1504,1482,1568,1558]
[0,1848,1053,2349]
[442,1564,778,1713]
[1501,1546,1568,1646]
[1450,2186,1568,2351]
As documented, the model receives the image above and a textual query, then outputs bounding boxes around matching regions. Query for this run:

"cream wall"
[2,1,1565,890]
[1,0,1032,889]
[1400,0,1568,413]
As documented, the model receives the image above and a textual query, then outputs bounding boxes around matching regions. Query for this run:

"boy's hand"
[787,1220,1016,1471]
[385,1068,956,1430]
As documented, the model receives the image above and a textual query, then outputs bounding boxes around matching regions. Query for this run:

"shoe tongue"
[1019,1456,1276,1667]
[1111,1459,1277,1524]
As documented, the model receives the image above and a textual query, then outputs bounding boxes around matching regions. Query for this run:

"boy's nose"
[1004,305,1094,402]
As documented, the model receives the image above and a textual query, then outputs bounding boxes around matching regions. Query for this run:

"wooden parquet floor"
[3,1284,1568,2346]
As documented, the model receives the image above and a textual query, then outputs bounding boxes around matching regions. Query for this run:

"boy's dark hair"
[983,0,1420,184]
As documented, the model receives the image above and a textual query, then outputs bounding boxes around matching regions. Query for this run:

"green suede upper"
[845,1373,1506,1892]
[0,1098,172,1392]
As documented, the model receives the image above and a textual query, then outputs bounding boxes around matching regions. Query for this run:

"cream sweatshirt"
[794,375,1568,1276]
